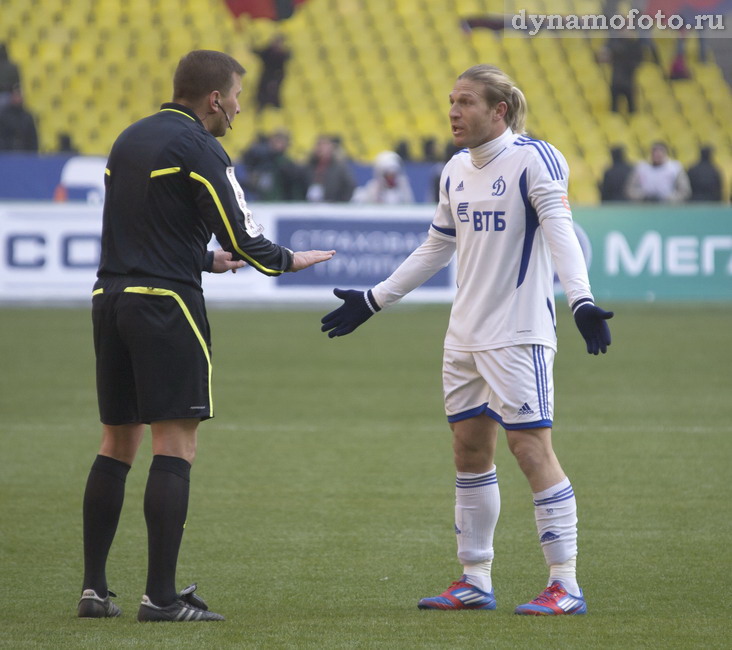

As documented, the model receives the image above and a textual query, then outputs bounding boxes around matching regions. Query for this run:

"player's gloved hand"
[321,288,380,338]
[573,301,614,355]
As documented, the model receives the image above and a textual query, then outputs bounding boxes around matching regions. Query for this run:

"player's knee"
[151,419,198,464]
[509,440,539,472]
[453,439,493,473]
[508,433,552,472]
[99,423,144,465]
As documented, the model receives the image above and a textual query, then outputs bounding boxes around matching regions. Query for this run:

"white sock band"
[549,556,579,594]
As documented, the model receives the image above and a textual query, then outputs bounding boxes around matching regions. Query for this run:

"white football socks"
[455,467,500,594]
[549,556,579,595]
[533,476,580,595]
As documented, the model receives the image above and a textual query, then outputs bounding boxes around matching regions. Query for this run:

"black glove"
[573,301,614,355]
[321,288,380,338]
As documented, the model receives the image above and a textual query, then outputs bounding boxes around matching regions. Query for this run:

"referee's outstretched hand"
[573,303,614,355]
[321,288,380,338]
[290,249,336,272]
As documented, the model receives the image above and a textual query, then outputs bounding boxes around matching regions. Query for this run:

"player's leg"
[80,424,145,617]
[508,426,584,614]
[138,419,222,621]
[465,344,586,614]
[452,414,500,595]
[124,289,222,621]
[418,351,500,610]
[506,427,578,581]
[80,291,143,617]
[142,418,198,608]
[505,426,564,492]
[98,422,146,465]
[492,343,584,615]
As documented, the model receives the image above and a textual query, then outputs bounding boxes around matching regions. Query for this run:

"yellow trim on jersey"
[188,171,282,275]
[92,288,104,296]
[105,168,110,176]
[151,167,182,178]
[160,108,196,121]
[122,286,214,418]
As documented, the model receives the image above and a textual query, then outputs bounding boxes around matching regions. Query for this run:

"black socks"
[143,454,191,607]
[82,453,192,607]
[82,454,131,597]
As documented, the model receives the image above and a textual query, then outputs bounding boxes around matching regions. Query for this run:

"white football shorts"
[443,345,554,429]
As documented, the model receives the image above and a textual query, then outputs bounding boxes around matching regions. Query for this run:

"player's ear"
[208,91,220,112]
[494,101,508,121]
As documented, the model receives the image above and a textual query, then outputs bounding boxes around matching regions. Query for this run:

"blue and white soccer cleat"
[514,580,587,616]
[417,575,496,610]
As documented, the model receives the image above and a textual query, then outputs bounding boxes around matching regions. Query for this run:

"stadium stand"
[2,0,731,203]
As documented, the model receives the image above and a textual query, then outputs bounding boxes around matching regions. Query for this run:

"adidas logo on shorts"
[517,402,534,416]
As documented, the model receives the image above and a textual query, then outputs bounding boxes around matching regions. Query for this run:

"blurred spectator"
[599,145,633,202]
[422,137,439,163]
[239,132,269,197]
[0,43,21,109]
[632,0,662,65]
[305,135,355,202]
[601,0,620,19]
[602,33,644,114]
[673,24,708,66]
[240,129,306,201]
[57,132,78,154]
[429,141,461,203]
[353,150,415,204]
[687,145,723,202]
[253,34,291,112]
[394,139,411,162]
[0,84,38,152]
[669,44,692,80]
[459,15,508,33]
[626,142,691,203]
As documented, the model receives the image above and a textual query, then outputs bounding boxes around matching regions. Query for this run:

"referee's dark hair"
[173,50,246,102]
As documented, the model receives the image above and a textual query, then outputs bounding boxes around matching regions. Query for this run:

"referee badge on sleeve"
[226,166,264,237]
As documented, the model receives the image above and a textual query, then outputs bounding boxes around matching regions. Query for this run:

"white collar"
[469,127,514,168]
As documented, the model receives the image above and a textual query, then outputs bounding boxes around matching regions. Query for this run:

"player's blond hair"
[458,64,527,135]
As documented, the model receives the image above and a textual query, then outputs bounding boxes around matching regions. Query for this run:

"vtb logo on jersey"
[491,176,506,196]
[457,201,506,232]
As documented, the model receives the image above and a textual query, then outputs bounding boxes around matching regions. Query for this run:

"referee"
[77,50,334,622]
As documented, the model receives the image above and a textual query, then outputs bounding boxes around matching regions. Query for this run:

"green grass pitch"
[1,302,731,648]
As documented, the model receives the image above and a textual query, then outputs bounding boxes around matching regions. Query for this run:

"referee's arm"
[189,153,293,276]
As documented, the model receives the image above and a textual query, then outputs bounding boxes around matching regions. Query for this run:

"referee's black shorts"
[92,277,213,425]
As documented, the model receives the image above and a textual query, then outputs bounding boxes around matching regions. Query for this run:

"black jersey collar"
[159,102,203,126]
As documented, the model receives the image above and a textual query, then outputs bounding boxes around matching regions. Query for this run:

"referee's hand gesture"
[289,249,336,271]
[211,249,247,273]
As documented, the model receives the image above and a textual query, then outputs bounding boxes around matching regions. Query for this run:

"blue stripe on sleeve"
[515,136,563,180]
[517,168,539,288]
[534,139,562,180]
[546,298,556,332]
[431,223,456,237]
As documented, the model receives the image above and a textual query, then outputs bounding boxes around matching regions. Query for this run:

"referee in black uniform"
[78,50,335,622]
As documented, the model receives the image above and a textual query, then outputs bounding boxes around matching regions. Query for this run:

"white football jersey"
[371,127,593,352]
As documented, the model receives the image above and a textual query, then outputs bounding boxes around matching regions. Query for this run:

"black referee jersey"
[96,102,293,289]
